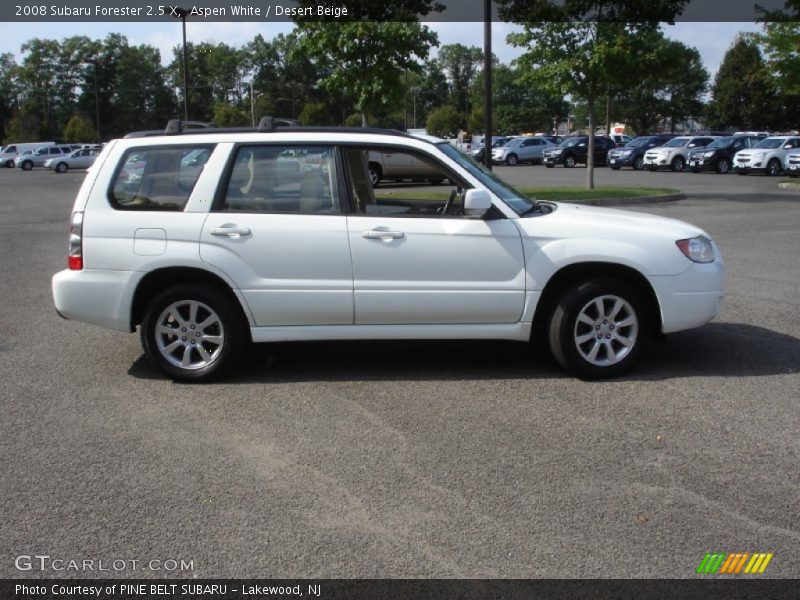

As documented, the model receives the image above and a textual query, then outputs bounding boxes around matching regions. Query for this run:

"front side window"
[344,145,467,218]
[221,145,338,214]
[110,145,215,211]
[664,138,691,148]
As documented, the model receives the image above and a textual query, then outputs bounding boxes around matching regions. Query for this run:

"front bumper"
[607,154,635,167]
[649,254,725,334]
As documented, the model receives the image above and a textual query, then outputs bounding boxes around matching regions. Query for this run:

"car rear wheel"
[766,159,781,176]
[716,158,730,174]
[55,162,68,173]
[548,278,649,379]
[141,285,246,382]
[671,156,685,172]
[506,154,518,166]
[4,159,13,168]
[563,154,576,168]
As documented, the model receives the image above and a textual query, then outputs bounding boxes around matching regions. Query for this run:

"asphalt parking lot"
[1,164,798,579]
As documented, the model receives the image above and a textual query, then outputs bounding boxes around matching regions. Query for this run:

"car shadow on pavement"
[127,322,799,383]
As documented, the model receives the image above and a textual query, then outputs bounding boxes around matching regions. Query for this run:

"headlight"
[621,150,631,156]
[553,149,563,154]
[704,151,715,157]
[676,236,715,263]
[754,152,765,160]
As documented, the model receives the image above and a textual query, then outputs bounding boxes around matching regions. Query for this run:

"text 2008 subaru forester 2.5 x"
[52,119,725,381]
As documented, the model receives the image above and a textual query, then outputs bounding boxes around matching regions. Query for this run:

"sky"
[0,21,763,80]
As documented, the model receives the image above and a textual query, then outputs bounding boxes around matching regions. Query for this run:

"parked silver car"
[44,148,101,173]
[16,144,82,170]
[491,136,557,166]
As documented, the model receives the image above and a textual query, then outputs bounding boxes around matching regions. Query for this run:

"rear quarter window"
[109,145,215,211]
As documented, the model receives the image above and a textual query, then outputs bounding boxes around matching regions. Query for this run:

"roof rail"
[164,120,216,135]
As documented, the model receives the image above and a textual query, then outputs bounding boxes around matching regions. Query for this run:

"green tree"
[62,114,96,142]
[426,104,461,137]
[299,102,335,125]
[0,53,19,142]
[500,0,689,188]
[293,21,438,126]
[4,108,41,142]
[755,21,800,129]
[437,44,484,129]
[213,102,249,127]
[705,35,781,130]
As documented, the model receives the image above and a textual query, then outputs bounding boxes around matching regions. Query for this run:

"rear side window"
[110,145,214,211]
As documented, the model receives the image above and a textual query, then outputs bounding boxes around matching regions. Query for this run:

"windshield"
[707,137,734,148]
[493,138,509,148]
[626,137,653,148]
[754,138,786,149]
[438,142,533,215]
[663,138,691,148]
[562,138,583,147]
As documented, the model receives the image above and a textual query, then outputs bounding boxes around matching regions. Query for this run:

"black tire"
[548,278,650,380]
[368,163,382,187]
[427,178,444,185]
[4,159,13,168]
[21,160,33,171]
[55,162,68,173]
[545,163,554,168]
[506,154,518,166]
[766,159,781,176]
[632,156,644,171]
[648,166,658,172]
[140,285,246,382]
[610,166,621,170]
[563,154,576,168]
[670,156,685,172]
[715,158,730,174]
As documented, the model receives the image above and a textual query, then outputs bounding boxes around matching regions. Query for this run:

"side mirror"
[463,189,492,219]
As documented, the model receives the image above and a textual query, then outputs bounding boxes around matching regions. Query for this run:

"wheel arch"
[130,266,252,335]
[532,262,663,342]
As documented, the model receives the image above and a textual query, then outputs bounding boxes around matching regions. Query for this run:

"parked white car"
[0,141,55,168]
[44,147,101,173]
[643,136,717,172]
[734,136,800,176]
[52,121,725,381]
[785,150,800,177]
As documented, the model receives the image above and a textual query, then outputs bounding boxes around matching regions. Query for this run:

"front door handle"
[211,225,251,237]
[362,229,404,240]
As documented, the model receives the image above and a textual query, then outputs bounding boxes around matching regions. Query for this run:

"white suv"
[734,136,800,176]
[52,120,725,381]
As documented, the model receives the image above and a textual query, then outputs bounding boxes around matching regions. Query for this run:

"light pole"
[248,81,262,127]
[483,0,492,169]
[173,7,190,122]
[84,58,101,143]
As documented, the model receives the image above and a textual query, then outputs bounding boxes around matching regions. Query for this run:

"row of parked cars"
[0,141,102,173]
[476,132,800,177]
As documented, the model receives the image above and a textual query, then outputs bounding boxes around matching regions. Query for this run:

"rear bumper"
[52,268,143,332]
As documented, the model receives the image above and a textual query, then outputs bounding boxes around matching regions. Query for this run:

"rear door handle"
[362,229,404,240]
[210,226,251,237]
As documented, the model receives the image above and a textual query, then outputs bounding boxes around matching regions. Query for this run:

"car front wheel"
[55,162,68,173]
[21,160,33,171]
[563,154,576,168]
[140,285,246,382]
[632,157,644,171]
[506,154,518,166]
[548,279,649,379]
[766,159,781,176]
[671,156,685,172]
[716,158,730,174]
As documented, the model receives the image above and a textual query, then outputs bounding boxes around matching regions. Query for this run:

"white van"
[0,141,56,167]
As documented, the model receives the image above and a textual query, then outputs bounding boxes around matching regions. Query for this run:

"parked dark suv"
[688,135,766,174]
[543,136,616,168]
[607,135,676,171]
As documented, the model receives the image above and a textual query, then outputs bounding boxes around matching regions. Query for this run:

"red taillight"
[68,211,84,270]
